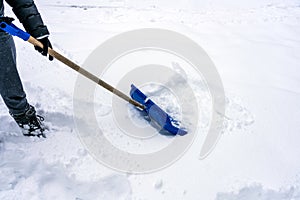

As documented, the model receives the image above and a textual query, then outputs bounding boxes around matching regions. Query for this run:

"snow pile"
[216,184,300,200]
[0,142,131,200]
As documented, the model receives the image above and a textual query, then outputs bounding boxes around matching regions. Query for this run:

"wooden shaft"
[27,36,145,110]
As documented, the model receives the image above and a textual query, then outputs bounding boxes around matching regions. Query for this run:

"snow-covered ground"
[1,0,300,199]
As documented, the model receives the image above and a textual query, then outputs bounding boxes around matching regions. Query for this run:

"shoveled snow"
[1,0,300,199]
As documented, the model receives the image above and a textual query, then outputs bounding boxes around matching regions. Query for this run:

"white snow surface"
[1,0,300,199]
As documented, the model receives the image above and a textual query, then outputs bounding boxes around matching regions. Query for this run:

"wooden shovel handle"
[27,36,145,110]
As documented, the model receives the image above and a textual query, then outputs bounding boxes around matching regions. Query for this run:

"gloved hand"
[34,37,54,61]
[0,16,14,24]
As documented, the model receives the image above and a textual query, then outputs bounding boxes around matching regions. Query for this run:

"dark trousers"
[0,31,28,115]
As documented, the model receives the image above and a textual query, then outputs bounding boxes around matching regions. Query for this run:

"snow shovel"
[0,17,187,136]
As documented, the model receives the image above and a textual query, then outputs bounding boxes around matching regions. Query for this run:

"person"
[0,0,53,137]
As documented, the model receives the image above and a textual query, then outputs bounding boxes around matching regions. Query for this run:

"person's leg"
[0,31,45,137]
[0,31,29,115]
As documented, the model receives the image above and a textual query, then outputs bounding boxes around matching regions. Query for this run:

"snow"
[1,0,300,199]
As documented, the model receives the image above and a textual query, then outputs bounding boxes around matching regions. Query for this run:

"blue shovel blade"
[130,84,187,136]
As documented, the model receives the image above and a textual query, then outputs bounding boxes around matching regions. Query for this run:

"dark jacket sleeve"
[5,0,49,38]
[0,1,4,17]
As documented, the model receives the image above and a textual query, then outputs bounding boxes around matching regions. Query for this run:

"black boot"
[10,105,46,137]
